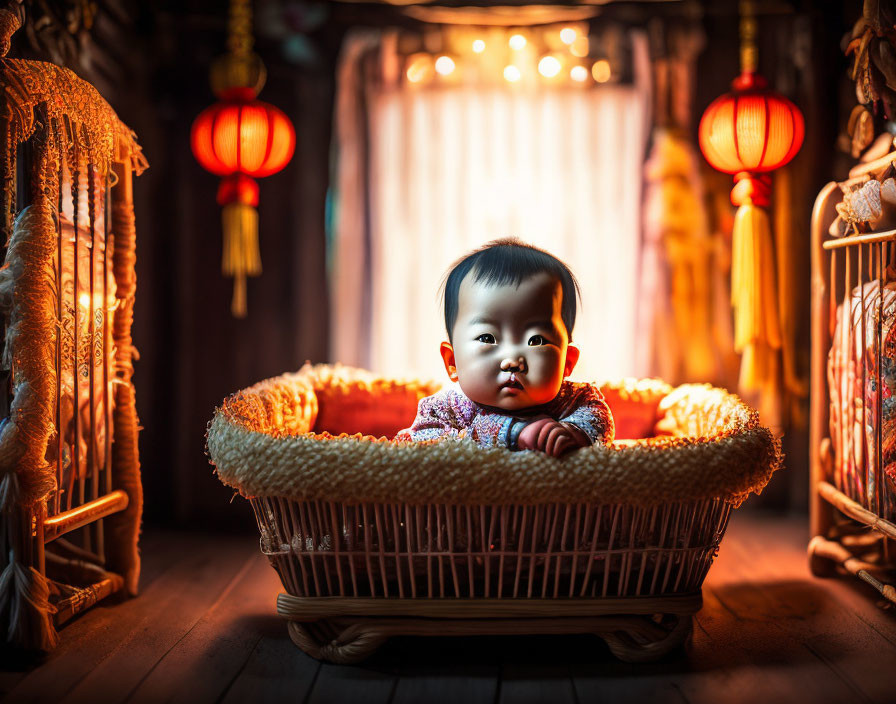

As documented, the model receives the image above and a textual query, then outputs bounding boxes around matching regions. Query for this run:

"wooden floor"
[1,511,895,704]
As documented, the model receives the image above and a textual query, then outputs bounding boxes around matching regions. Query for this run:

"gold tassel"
[730,201,782,421]
[221,202,260,318]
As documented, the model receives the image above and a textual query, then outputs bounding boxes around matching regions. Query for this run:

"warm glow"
[698,84,805,174]
[503,65,521,82]
[509,34,526,50]
[191,100,296,178]
[560,28,577,45]
[592,60,611,83]
[570,36,589,58]
[538,56,562,78]
[360,89,649,382]
[435,55,456,76]
[406,54,433,83]
[472,39,485,53]
[570,65,588,82]
[78,293,107,310]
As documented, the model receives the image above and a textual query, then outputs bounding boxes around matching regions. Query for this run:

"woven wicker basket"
[208,364,781,664]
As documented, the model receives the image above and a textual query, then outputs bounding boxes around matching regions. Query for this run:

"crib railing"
[809,153,896,601]
[42,154,118,543]
[0,66,145,649]
[5,133,132,623]
[252,497,732,600]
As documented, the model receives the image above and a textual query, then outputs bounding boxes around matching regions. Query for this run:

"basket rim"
[207,364,782,508]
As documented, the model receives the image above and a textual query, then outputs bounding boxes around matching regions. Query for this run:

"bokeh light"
[435,55,456,76]
[538,56,562,78]
[509,34,527,50]
[503,65,521,82]
[570,65,589,82]
[560,28,577,45]
[592,59,611,83]
[570,36,589,58]
[472,39,486,53]
[406,53,433,83]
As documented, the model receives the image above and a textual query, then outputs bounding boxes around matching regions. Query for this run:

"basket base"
[278,594,700,664]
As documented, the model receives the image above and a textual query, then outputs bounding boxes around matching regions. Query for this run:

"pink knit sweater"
[395,381,615,450]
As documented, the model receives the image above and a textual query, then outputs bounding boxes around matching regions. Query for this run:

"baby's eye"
[476,333,496,344]
[528,335,548,346]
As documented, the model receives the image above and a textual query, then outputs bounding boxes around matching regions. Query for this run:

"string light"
[570,65,588,82]
[538,55,562,78]
[435,55,456,76]
[503,65,521,82]
[560,28,577,45]
[570,36,589,58]
[509,34,526,50]
[406,53,433,83]
[401,27,608,86]
[592,59,611,83]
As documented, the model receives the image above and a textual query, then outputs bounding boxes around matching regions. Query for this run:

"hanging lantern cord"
[739,0,757,75]
[228,0,253,57]
[223,0,263,318]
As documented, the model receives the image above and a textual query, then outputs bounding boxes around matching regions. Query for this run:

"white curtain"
[332,31,651,385]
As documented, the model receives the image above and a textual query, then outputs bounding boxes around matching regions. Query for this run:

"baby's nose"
[500,356,528,372]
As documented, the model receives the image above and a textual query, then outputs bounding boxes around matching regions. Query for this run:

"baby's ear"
[564,343,580,378]
[440,341,458,382]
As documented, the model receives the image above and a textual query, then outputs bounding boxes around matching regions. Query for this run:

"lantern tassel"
[222,202,260,317]
[730,188,782,423]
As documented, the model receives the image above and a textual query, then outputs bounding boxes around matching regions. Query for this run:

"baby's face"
[445,271,577,411]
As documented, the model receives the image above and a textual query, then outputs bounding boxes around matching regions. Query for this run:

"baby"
[396,239,614,456]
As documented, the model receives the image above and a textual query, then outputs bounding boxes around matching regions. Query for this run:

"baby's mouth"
[501,373,524,390]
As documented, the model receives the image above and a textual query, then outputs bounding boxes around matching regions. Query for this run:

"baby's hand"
[517,418,591,457]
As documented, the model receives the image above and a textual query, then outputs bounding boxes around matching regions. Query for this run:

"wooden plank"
[305,642,401,704]
[498,635,577,704]
[0,529,185,699]
[689,517,862,704]
[570,511,862,704]
[572,658,692,704]
[124,551,292,704]
[747,514,896,645]
[62,537,256,704]
[723,513,896,704]
[217,630,321,704]
[390,635,500,704]
[4,532,253,704]
[569,628,698,704]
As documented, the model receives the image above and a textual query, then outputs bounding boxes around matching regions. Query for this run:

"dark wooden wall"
[119,3,343,528]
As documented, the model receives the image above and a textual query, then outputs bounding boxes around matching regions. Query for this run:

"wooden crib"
[809,152,896,602]
[0,54,146,649]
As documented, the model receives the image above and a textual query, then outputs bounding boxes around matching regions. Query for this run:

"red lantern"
[190,0,296,318]
[697,0,804,421]
[699,73,804,204]
[190,99,295,180]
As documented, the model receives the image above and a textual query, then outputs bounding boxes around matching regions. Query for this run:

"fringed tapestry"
[0,15,147,650]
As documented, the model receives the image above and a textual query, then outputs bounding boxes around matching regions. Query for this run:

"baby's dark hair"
[442,238,581,342]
